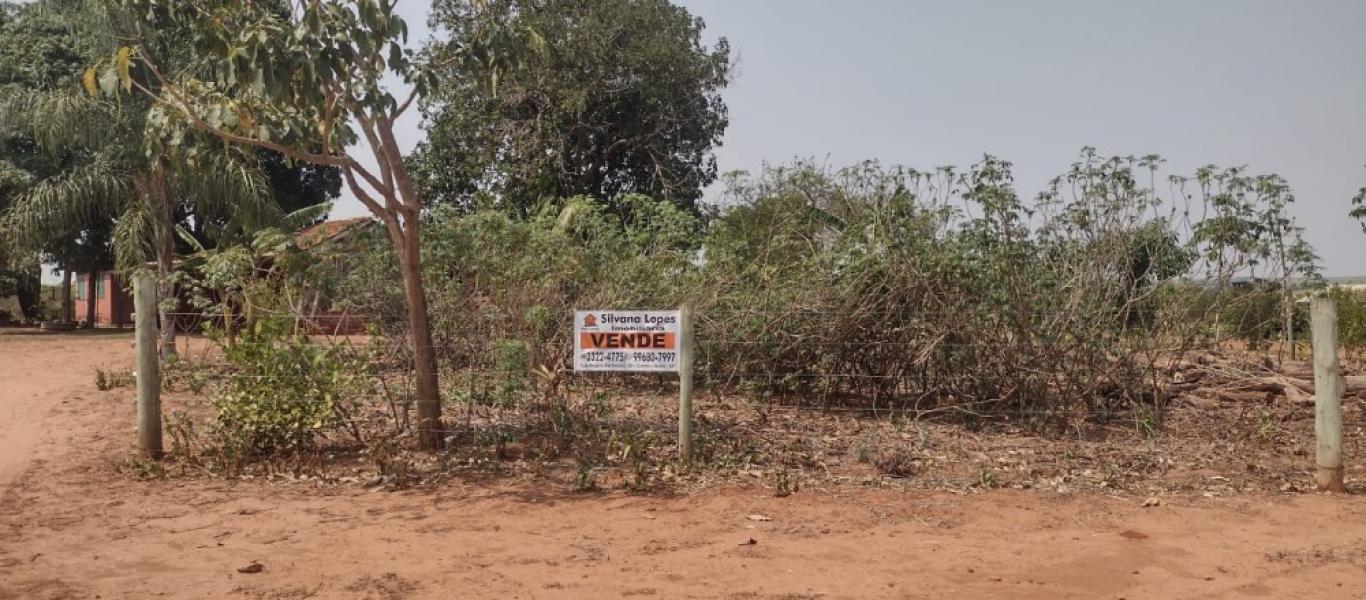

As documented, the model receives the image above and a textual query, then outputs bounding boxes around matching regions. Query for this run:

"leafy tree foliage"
[1176,163,1319,359]
[412,0,731,214]
[0,1,339,331]
[96,0,494,448]
[183,150,342,246]
[0,3,96,89]
[328,150,1320,429]
[256,151,343,218]
[0,1,110,318]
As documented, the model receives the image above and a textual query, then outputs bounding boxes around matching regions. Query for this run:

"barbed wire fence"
[153,304,1346,422]
[130,296,1366,495]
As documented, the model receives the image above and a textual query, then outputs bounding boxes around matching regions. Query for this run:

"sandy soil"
[2,331,1366,599]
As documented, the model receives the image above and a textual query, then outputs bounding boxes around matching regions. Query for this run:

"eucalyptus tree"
[90,0,523,449]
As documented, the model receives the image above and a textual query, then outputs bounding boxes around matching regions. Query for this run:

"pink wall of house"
[72,272,132,326]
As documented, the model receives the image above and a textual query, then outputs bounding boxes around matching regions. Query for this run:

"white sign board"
[574,310,681,372]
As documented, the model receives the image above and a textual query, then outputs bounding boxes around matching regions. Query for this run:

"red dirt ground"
[2,331,1365,599]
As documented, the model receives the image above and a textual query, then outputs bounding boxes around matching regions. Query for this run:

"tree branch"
[376,115,422,213]
[343,164,403,246]
[395,85,420,118]
[129,54,394,199]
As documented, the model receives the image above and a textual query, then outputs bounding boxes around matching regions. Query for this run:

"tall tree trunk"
[368,118,444,450]
[1212,265,1227,343]
[397,220,442,450]
[1279,240,1296,363]
[223,299,235,349]
[84,270,97,328]
[1281,274,1294,363]
[14,265,40,323]
[149,166,178,358]
[156,230,177,358]
[60,268,73,323]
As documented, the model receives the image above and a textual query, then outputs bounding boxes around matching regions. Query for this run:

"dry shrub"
[331,150,1318,432]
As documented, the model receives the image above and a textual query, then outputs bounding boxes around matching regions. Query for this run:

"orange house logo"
[583,313,597,327]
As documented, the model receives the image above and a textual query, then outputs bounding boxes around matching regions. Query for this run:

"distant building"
[65,219,373,331]
[291,217,375,334]
[296,216,372,250]
[1228,276,1268,289]
[70,271,133,327]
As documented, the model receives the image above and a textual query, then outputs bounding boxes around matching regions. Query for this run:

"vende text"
[579,332,676,350]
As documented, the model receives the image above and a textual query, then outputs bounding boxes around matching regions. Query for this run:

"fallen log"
[1279,381,1312,405]
[1213,390,1273,404]
[1255,375,1365,405]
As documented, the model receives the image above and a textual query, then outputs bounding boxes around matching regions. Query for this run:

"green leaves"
[1,159,133,259]
[0,89,115,153]
[176,149,276,229]
[415,0,730,213]
[108,0,429,157]
[213,318,366,456]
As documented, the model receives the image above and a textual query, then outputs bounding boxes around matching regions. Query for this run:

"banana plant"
[175,203,333,347]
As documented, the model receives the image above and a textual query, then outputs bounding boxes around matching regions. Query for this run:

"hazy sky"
[343,0,1366,275]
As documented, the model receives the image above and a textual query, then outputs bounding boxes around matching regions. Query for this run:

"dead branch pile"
[1168,352,1365,406]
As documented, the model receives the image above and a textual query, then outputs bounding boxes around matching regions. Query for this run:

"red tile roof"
[296,217,373,249]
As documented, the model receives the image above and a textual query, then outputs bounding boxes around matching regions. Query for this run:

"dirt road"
[0,331,132,485]
[2,331,1365,599]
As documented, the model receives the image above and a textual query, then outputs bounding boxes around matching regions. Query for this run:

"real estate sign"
[574,310,681,372]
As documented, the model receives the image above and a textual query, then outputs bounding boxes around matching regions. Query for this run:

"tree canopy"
[0,1,110,313]
[0,0,341,333]
[96,0,474,447]
[410,0,731,215]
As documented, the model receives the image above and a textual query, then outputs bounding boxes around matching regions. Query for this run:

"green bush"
[328,151,1315,428]
[684,157,1194,418]
[340,194,699,373]
[1328,287,1366,354]
[212,319,365,457]
[1220,284,1284,345]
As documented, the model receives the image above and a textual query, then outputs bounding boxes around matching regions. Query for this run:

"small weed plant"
[212,319,365,459]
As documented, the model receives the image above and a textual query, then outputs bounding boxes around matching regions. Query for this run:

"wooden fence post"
[678,302,694,463]
[1311,296,1343,492]
[135,272,163,458]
